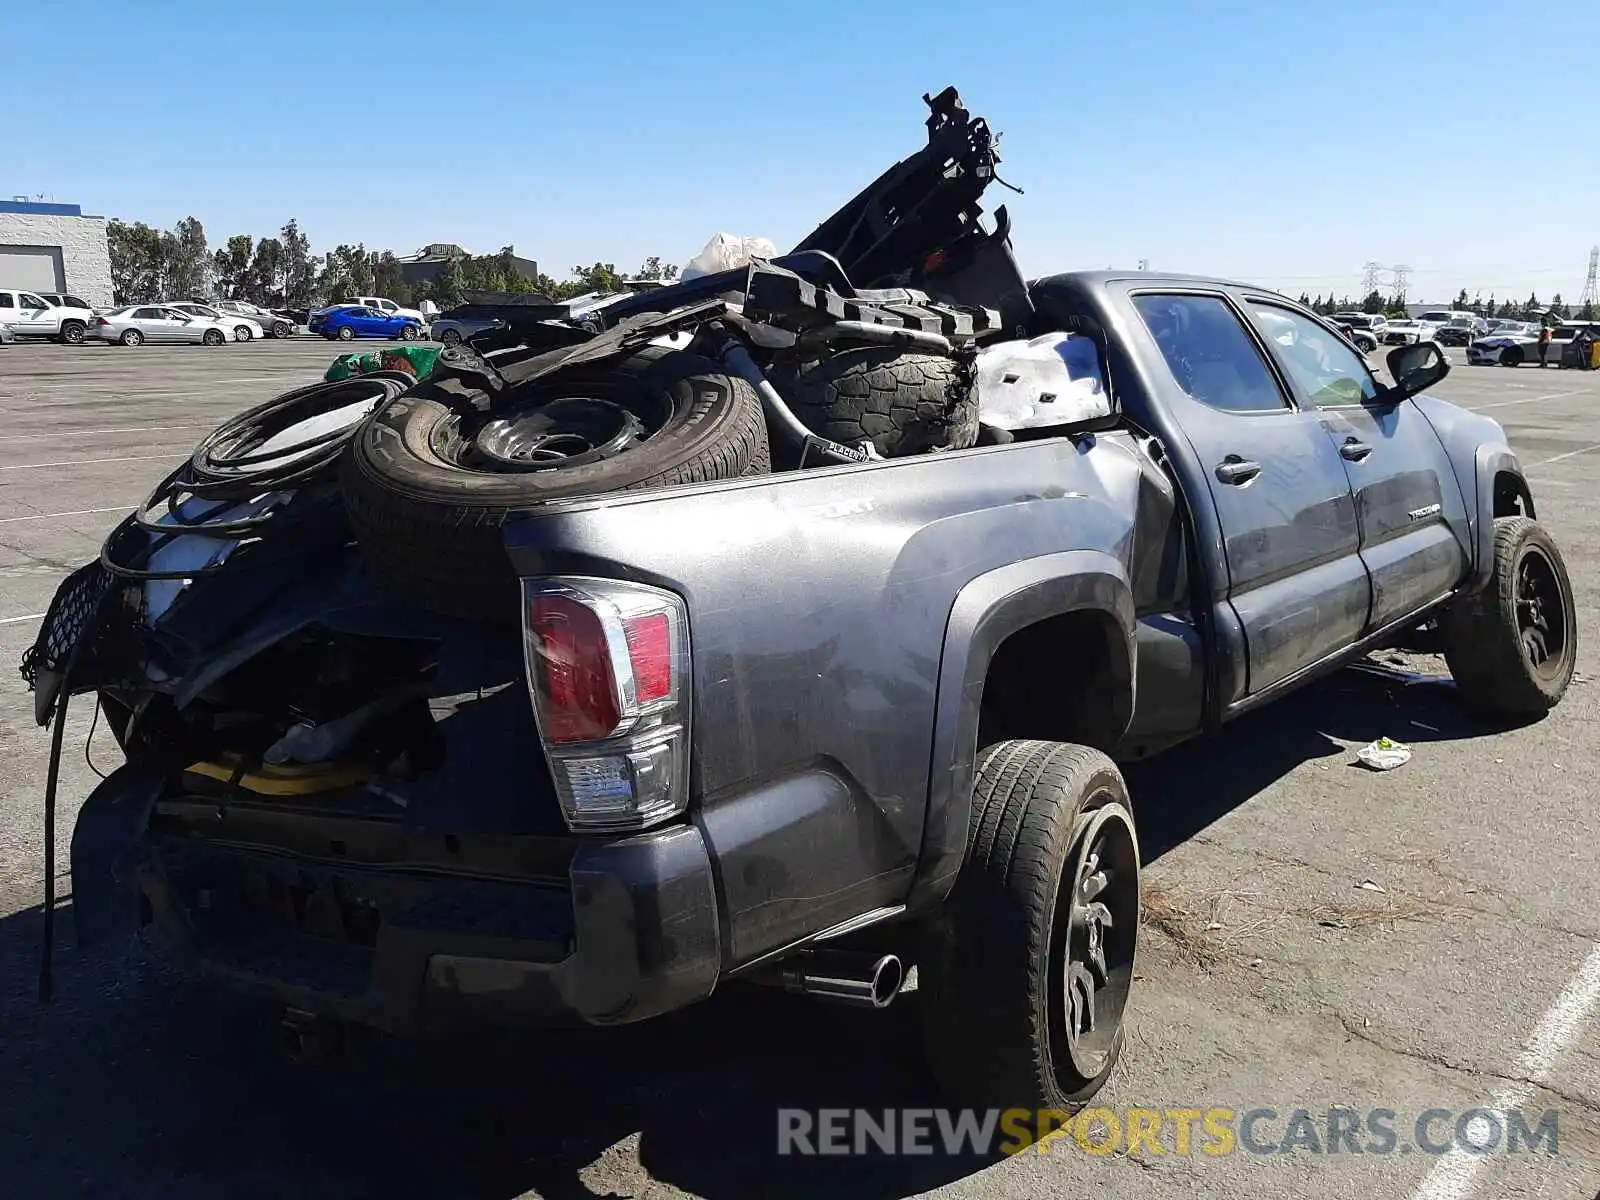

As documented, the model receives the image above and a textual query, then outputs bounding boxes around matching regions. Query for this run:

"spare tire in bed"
[342,345,769,622]
[785,348,980,458]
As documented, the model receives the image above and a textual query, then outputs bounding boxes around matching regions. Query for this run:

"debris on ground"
[1355,737,1412,771]
[1357,879,1386,894]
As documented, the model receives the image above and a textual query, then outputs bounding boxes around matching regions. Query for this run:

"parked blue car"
[309,304,423,342]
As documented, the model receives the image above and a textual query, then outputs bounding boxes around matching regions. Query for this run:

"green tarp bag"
[324,344,440,383]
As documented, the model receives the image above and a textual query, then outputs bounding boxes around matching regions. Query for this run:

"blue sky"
[5,0,1595,303]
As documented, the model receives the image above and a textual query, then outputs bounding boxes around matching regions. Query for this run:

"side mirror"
[1384,340,1449,401]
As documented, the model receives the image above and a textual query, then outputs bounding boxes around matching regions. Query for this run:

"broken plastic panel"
[975,332,1110,431]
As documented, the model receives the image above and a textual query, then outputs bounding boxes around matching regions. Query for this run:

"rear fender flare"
[907,550,1136,911]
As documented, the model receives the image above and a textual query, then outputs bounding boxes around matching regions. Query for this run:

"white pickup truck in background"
[0,289,96,344]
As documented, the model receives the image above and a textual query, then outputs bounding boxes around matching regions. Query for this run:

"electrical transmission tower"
[1390,265,1411,302]
[1581,246,1599,311]
[1361,262,1385,295]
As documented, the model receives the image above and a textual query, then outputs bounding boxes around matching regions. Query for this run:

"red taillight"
[527,593,621,743]
[521,578,691,832]
[96,317,109,326]
[624,612,672,704]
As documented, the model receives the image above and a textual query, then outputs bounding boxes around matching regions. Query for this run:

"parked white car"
[167,302,265,342]
[209,299,296,338]
[90,305,235,346]
[0,289,96,344]
[1381,319,1432,346]
[1470,321,1600,367]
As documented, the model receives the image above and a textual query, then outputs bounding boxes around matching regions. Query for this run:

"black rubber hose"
[187,372,414,501]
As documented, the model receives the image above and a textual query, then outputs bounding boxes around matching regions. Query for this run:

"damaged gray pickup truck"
[27,91,1577,1115]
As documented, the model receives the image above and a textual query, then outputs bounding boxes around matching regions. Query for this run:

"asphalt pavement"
[0,337,1597,1199]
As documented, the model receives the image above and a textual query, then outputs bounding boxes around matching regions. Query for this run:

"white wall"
[0,213,114,307]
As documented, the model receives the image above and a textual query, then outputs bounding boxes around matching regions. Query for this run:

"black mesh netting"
[18,559,147,719]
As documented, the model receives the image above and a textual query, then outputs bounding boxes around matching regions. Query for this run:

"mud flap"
[69,765,163,949]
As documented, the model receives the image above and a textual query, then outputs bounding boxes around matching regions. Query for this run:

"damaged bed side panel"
[501,433,1186,957]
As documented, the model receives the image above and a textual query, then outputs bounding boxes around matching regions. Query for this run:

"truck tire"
[920,739,1140,1111]
[1440,516,1577,716]
[343,346,769,622]
[58,321,86,345]
[784,348,979,458]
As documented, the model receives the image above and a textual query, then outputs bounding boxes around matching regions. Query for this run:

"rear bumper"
[77,771,722,1034]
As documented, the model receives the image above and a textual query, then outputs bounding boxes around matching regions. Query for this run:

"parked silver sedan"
[90,305,234,346]
[431,304,507,346]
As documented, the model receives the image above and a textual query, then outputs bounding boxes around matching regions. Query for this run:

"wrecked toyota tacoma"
[26,89,1578,1113]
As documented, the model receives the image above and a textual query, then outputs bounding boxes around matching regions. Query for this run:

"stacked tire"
[342,347,770,622]
[341,343,979,622]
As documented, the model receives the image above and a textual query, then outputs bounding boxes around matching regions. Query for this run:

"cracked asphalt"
[1,338,1598,1199]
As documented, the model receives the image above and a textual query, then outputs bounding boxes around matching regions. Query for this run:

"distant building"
[0,199,114,306]
[396,243,539,288]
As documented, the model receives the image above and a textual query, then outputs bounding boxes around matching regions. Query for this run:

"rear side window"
[1132,294,1289,413]
[0,294,13,309]
[132,307,162,319]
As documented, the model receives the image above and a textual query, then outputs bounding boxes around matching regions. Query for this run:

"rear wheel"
[58,320,86,345]
[337,325,355,341]
[234,324,253,342]
[920,740,1139,1111]
[271,321,292,339]
[202,328,226,346]
[439,327,462,347]
[119,329,143,347]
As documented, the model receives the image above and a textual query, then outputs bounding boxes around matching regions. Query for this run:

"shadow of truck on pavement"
[0,659,1526,1199]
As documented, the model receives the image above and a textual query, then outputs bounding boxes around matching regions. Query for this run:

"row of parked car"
[0,289,443,347]
[1329,307,1600,368]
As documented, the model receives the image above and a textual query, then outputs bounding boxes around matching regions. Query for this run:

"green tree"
[570,262,625,294]
[1524,292,1540,320]
[1550,292,1569,319]
[107,219,170,304]
[1582,300,1597,320]
[1455,288,1471,310]
[168,217,210,299]
[635,255,679,282]
[370,250,413,304]
[213,234,254,299]
[280,219,318,307]
[1298,292,1312,307]
[1384,294,1409,318]
[431,256,465,308]
[1360,290,1385,314]
[247,237,285,304]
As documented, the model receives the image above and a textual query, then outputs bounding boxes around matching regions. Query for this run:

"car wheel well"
[1493,471,1535,519]
[977,610,1129,755]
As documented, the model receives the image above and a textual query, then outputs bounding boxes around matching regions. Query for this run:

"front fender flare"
[907,550,1135,912]
[1470,444,1531,592]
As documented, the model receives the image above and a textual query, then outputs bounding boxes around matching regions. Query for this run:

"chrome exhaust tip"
[779,950,905,1009]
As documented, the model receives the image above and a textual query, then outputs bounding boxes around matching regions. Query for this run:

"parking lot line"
[0,505,131,524]
[1410,940,1600,1200]
[1472,389,1589,411]
[0,449,188,473]
[0,425,211,443]
[0,613,44,625]
[1526,442,1600,468]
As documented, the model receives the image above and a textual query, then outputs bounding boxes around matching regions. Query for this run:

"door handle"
[1214,456,1262,485]
[1340,439,1373,462]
